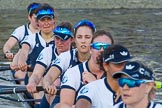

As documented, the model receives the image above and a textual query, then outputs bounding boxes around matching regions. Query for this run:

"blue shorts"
[39,94,60,108]
[50,95,60,108]
[39,94,50,108]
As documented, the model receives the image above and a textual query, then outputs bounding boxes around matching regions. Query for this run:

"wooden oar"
[0,86,60,95]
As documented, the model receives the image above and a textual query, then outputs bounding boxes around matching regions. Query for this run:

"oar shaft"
[0,76,24,82]
[0,86,60,95]
[0,87,26,94]
[0,95,42,102]
[0,65,11,71]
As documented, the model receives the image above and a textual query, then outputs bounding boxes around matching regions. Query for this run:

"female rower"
[43,19,96,107]
[3,2,40,60]
[54,30,114,108]
[113,61,162,108]
[75,44,132,108]
[3,2,41,84]
[14,3,56,72]
[26,21,74,108]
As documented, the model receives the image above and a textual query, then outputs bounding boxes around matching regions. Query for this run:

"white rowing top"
[76,78,121,108]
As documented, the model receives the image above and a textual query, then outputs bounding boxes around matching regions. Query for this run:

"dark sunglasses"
[74,20,96,32]
[54,26,73,37]
[91,42,110,50]
[118,78,153,88]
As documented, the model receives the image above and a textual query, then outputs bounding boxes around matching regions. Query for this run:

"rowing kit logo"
[139,67,151,78]
[36,43,39,47]
[37,53,43,60]
[64,35,69,40]
[120,51,128,56]
[62,75,68,84]
[52,58,60,65]
[126,64,135,70]
[104,54,114,62]
[80,87,89,94]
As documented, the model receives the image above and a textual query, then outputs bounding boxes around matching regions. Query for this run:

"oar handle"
[0,65,33,72]
[36,86,60,95]
[0,86,60,95]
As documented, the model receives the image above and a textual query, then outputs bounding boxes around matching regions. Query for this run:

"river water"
[0,8,162,107]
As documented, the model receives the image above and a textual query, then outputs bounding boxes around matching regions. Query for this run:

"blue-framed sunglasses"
[118,78,153,88]
[54,26,73,37]
[91,42,110,50]
[36,9,54,19]
[28,3,41,14]
[74,20,96,32]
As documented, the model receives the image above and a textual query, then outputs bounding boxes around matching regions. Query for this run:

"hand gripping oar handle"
[37,86,60,95]
[0,86,45,94]
[0,86,60,95]
[0,64,33,72]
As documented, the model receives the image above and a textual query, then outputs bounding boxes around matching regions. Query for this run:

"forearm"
[12,50,21,62]
[10,50,21,70]
[18,49,28,62]
[17,44,30,65]
[28,74,40,85]
[30,64,46,85]
[43,66,61,86]
[3,45,12,54]
[3,37,17,54]
[3,41,16,60]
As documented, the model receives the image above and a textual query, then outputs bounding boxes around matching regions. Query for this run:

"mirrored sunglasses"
[74,20,96,32]
[118,78,153,88]
[54,26,73,37]
[91,42,110,50]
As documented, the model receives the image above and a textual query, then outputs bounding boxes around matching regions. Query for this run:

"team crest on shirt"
[37,53,43,60]
[62,75,68,84]
[52,58,60,65]
[80,87,89,94]
[36,43,39,47]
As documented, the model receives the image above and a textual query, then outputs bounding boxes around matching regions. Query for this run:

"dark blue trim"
[61,85,75,91]
[77,95,92,104]
[21,42,31,48]
[36,61,47,69]
[10,36,19,41]
[24,24,29,36]
[52,64,62,74]
[104,78,122,104]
